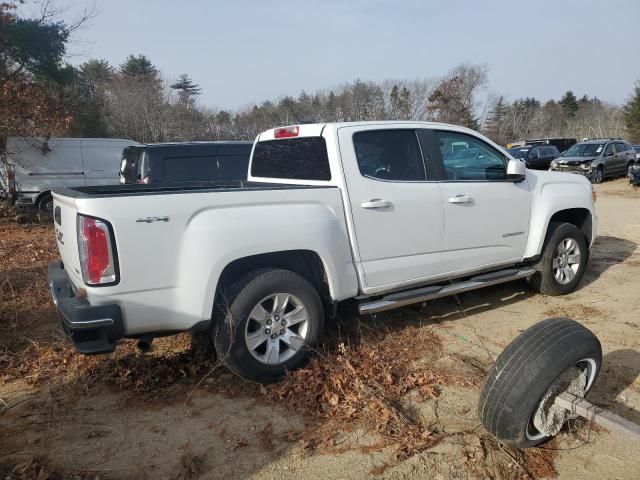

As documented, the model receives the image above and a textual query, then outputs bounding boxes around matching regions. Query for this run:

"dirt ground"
[1,178,640,480]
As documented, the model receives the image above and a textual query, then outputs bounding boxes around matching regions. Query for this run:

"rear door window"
[251,137,331,180]
[353,130,426,181]
[617,142,631,152]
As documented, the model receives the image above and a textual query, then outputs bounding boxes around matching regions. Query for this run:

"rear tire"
[213,269,324,383]
[478,318,601,449]
[527,222,588,296]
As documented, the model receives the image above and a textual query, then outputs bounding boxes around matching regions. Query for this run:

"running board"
[358,267,536,315]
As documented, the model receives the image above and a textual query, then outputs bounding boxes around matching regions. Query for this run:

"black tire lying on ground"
[478,317,602,449]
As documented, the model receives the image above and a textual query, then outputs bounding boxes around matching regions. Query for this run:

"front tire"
[527,222,588,296]
[592,166,604,184]
[37,193,53,211]
[213,269,324,383]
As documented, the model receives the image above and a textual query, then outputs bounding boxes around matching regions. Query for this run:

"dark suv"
[549,139,637,183]
[507,144,560,170]
[120,141,252,185]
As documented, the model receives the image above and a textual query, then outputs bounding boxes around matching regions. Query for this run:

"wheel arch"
[547,208,592,245]
[525,203,595,260]
[212,250,333,318]
[35,190,53,208]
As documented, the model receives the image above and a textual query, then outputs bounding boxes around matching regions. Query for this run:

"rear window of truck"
[251,137,331,180]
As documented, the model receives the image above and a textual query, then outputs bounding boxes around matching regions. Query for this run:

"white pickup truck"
[49,122,596,383]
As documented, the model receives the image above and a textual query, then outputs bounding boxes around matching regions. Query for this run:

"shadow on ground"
[588,348,640,425]
[581,235,637,287]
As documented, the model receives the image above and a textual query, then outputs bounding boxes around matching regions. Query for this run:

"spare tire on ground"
[478,317,602,449]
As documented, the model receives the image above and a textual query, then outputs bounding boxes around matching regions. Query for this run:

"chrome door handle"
[361,199,392,209]
[448,194,472,204]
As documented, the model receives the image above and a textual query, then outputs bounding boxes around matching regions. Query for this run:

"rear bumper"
[48,261,124,354]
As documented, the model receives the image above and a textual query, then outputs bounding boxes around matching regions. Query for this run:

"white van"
[3,137,139,210]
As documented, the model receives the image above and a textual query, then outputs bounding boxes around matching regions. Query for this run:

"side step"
[358,267,536,315]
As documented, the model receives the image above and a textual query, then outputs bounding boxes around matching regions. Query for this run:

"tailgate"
[52,192,84,288]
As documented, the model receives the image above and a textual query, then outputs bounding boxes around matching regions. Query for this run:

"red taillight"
[274,126,299,139]
[77,215,117,285]
[136,176,150,184]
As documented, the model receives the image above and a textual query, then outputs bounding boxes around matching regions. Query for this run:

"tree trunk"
[0,134,15,205]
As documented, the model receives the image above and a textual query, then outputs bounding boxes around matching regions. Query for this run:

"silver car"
[549,139,637,183]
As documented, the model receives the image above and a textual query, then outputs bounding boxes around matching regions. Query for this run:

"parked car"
[507,138,576,153]
[2,137,138,210]
[633,145,640,160]
[507,144,561,170]
[119,142,252,185]
[549,138,637,183]
[48,121,596,383]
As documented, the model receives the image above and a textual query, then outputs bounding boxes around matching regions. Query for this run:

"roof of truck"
[256,121,469,142]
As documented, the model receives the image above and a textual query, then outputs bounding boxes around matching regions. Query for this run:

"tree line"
[66,58,639,146]
[2,0,640,164]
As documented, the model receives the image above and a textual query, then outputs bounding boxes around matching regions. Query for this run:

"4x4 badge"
[136,216,170,224]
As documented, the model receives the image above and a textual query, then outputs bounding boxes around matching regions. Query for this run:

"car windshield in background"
[634,146,640,153]
[563,143,604,157]
[508,147,531,159]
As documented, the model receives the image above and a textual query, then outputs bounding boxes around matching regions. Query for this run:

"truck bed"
[55,181,333,199]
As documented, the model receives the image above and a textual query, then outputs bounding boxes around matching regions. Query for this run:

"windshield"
[508,147,531,159]
[563,143,604,157]
[634,146,640,153]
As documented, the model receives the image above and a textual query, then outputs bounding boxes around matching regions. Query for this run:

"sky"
[31,0,640,110]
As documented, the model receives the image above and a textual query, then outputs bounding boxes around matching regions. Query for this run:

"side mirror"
[604,152,613,157]
[507,158,526,182]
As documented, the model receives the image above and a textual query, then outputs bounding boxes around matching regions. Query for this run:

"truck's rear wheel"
[527,222,588,296]
[213,269,324,383]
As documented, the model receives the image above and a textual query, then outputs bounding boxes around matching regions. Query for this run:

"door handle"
[361,199,392,209]
[448,194,472,204]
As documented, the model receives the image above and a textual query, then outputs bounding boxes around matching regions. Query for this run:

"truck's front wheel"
[213,269,324,383]
[527,222,588,296]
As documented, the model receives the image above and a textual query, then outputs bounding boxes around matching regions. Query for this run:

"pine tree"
[559,90,579,117]
[79,59,113,84]
[389,85,400,119]
[623,81,640,143]
[484,96,508,144]
[69,59,114,137]
[120,54,158,77]
[399,87,411,119]
[170,74,202,103]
